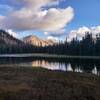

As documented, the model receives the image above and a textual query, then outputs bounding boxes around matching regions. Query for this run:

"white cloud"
[6,29,18,37]
[67,26,100,41]
[44,32,49,35]
[0,0,74,35]
[44,28,66,37]
[47,36,59,41]
[7,0,61,10]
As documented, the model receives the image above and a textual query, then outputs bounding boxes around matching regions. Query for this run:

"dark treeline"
[0,29,100,56]
[41,32,100,56]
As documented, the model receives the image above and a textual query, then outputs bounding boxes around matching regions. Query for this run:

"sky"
[0,0,100,41]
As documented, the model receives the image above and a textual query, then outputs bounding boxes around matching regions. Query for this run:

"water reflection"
[30,60,100,76]
[0,58,100,76]
[66,64,73,72]
[91,67,100,75]
[74,67,83,73]
[31,60,66,71]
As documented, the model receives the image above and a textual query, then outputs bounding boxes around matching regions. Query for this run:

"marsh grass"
[0,66,100,100]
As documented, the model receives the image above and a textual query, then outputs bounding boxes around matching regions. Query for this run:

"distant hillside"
[0,30,24,46]
[23,35,56,47]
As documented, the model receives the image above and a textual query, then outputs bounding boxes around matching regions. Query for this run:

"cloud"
[44,28,66,37]
[6,0,60,9]
[0,0,74,35]
[0,15,5,27]
[67,26,100,41]
[6,29,18,37]
[44,28,66,41]
[47,36,59,41]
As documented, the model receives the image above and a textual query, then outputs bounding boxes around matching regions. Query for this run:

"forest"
[0,29,100,56]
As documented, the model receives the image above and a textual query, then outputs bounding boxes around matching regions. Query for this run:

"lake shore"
[0,66,100,100]
[0,53,100,59]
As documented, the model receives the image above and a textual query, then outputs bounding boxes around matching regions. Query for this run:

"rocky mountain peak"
[23,35,56,47]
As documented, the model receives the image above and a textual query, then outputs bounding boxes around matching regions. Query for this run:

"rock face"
[0,30,56,47]
[23,35,56,47]
[0,30,23,45]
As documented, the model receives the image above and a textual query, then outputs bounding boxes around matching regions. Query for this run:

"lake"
[0,56,100,76]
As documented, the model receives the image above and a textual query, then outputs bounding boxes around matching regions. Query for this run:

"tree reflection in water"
[0,57,99,75]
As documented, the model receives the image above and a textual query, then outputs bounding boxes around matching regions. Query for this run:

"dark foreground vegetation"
[1,30,100,56]
[0,67,100,100]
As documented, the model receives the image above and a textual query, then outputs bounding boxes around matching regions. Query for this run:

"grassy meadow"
[0,66,100,100]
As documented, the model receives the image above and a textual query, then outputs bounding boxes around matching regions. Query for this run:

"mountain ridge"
[0,30,24,46]
[0,29,56,47]
[23,35,56,47]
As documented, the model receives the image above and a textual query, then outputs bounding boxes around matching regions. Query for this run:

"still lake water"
[0,57,100,75]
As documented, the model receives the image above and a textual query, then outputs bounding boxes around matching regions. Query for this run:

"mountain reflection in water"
[0,58,100,76]
[31,60,66,71]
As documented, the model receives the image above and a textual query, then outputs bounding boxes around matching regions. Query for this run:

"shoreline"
[0,53,100,59]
